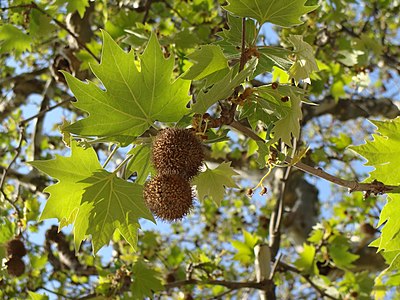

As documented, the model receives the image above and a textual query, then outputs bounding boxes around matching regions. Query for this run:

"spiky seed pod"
[6,239,27,258]
[6,257,25,277]
[152,128,204,179]
[143,174,193,222]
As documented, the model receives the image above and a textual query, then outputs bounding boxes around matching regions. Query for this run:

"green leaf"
[371,194,400,253]
[0,25,32,55]
[64,31,190,139]
[182,45,229,80]
[78,170,154,252]
[330,133,352,151]
[328,236,359,269]
[255,141,271,168]
[193,162,239,206]
[125,144,154,184]
[287,35,319,84]
[271,89,303,146]
[350,117,400,185]
[240,100,276,130]
[217,14,257,49]
[0,219,15,262]
[0,219,16,244]
[337,50,364,67]
[294,243,317,275]
[131,260,164,299]
[29,10,56,37]
[30,141,153,253]
[351,118,400,265]
[256,47,293,75]
[192,58,257,114]
[29,141,102,228]
[66,0,90,18]
[28,292,49,300]
[231,230,259,265]
[223,0,318,27]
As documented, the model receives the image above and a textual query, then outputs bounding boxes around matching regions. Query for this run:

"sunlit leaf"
[131,260,164,298]
[223,0,318,27]
[64,31,190,140]
[193,162,239,206]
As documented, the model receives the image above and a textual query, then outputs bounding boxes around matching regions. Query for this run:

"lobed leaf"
[64,31,190,140]
[223,0,318,27]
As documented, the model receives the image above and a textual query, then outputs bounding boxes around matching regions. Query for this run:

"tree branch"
[165,278,271,290]
[303,95,400,123]
[229,120,399,194]
[19,97,73,126]
[30,2,99,63]
[0,125,25,217]
[278,261,339,300]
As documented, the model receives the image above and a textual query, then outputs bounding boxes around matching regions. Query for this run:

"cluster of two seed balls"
[143,128,204,221]
[5,238,27,277]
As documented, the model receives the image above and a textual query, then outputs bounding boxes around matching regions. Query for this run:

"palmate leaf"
[351,118,400,267]
[215,15,257,57]
[76,170,154,252]
[63,31,190,141]
[223,0,318,27]
[287,35,319,84]
[65,0,90,18]
[350,118,400,185]
[125,144,154,184]
[29,141,154,253]
[193,162,239,206]
[131,259,164,298]
[182,45,228,80]
[0,24,32,55]
[271,89,303,146]
[294,243,318,275]
[29,141,102,228]
[192,58,257,114]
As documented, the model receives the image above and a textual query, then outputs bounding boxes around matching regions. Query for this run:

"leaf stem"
[253,165,273,190]
[113,155,133,174]
[102,145,120,169]
[239,17,247,72]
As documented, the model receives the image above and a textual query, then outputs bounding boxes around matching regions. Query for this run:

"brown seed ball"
[6,239,27,258]
[152,128,204,179]
[143,174,193,222]
[6,257,25,277]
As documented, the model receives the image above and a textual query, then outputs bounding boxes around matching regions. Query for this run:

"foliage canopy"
[1,0,400,299]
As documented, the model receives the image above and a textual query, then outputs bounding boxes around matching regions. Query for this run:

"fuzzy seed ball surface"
[152,128,204,179]
[143,174,193,221]
[7,239,27,258]
[6,257,25,277]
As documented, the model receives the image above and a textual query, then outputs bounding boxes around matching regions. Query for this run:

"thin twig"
[278,261,338,300]
[19,98,73,126]
[38,286,74,299]
[0,3,33,10]
[113,155,133,174]
[229,120,399,194]
[269,253,282,280]
[142,0,152,23]
[0,68,48,85]
[0,125,25,217]
[102,145,120,168]
[165,278,270,290]
[208,288,235,299]
[30,2,99,63]
[163,2,194,26]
